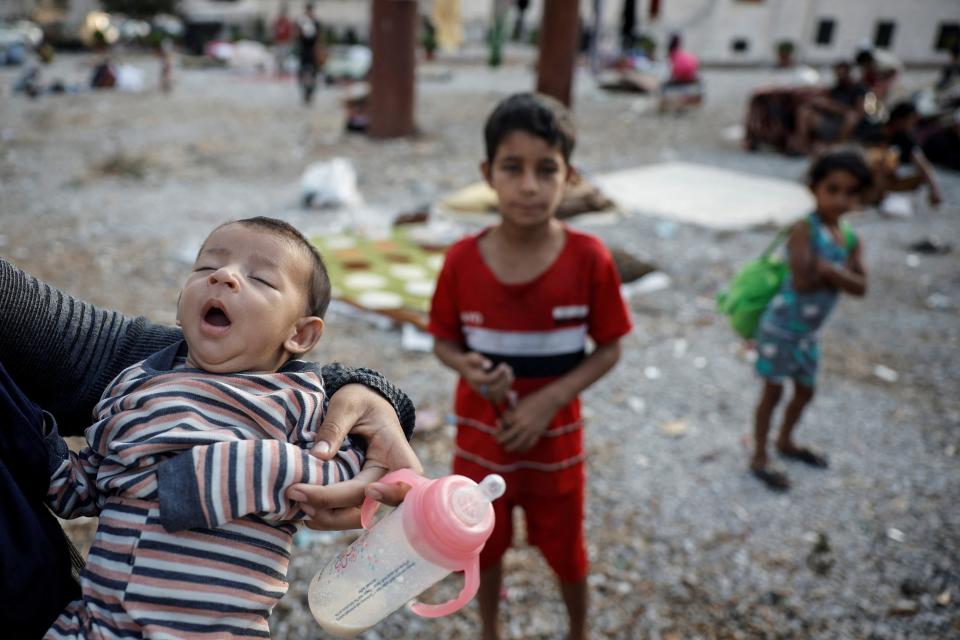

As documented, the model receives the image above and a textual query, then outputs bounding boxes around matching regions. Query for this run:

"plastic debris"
[886,527,906,543]
[301,157,363,208]
[873,365,899,383]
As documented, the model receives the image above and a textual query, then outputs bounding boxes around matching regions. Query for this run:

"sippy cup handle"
[360,468,426,529]
[410,557,480,618]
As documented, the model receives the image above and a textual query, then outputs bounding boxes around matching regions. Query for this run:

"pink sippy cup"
[307,469,505,637]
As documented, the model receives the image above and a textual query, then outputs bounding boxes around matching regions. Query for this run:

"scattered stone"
[806,532,835,576]
[936,589,951,606]
[887,527,906,543]
[887,599,919,616]
[659,419,688,438]
[627,396,647,414]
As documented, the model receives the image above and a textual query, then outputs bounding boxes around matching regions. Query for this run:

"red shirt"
[429,226,632,495]
[273,16,294,44]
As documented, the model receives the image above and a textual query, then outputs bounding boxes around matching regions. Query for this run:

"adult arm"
[911,149,944,206]
[0,258,415,438]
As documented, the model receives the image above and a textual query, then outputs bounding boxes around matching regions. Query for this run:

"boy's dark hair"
[888,101,917,124]
[483,92,576,164]
[807,150,873,192]
[215,216,331,318]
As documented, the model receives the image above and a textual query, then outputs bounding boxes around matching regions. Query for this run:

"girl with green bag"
[750,151,871,491]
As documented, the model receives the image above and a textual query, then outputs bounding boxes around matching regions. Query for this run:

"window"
[935,23,959,51]
[731,38,750,54]
[874,21,896,49]
[815,18,835,46]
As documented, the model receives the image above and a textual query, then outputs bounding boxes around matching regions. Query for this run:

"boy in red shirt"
[429,93,632,640]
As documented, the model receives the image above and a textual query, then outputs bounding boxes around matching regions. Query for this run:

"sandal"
[751,466,790,492]
[778,447,829,468]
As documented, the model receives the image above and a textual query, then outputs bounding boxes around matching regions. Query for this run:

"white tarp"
[593,162,814,230]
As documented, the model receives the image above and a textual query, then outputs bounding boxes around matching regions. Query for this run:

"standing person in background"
[273,1,295,77]
[296,2,325,105]
[512,0,530,42]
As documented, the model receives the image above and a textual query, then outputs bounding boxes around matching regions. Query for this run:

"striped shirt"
[44,341,363,639]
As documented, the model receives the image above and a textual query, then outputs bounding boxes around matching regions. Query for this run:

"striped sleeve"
[156,440,363,532]
[46,443,105,519]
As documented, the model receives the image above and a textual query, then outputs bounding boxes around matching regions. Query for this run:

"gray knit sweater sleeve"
[1,258,415,439]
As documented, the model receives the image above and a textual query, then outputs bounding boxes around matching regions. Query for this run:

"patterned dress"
[755,212,855,387]
[44,341,363,639]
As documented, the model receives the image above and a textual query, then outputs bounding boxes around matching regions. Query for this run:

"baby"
[44,217,363,639]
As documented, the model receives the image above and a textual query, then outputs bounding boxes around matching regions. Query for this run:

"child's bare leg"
[775,382,827,467]
[776,382,814,450]
[560,578,588,640]
[478,561,503,640]
[752,381,783,469]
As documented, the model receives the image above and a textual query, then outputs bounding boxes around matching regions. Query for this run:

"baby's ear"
[285,316,324,356]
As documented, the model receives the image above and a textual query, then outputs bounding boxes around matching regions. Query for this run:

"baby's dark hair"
[484,92,576,164]
[217,216,331,318]
[807,150,873,192]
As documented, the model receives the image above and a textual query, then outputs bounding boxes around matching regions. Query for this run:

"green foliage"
[100,0,178,19]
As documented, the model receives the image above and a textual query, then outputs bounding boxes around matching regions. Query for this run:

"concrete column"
[369,0,417,138]
[535,0,580,107]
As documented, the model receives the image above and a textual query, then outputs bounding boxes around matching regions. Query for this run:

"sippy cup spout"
[450,474,506,526]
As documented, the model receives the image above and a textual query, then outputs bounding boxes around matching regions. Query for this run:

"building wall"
[639,0,959,66]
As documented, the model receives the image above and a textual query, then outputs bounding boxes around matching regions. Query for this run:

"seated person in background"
[788,60,866,154]
[863,102,944,208]
[42,217,407,639]
[921,109,960,171]
[660,33,702,111]
[934,43,960,111]
[664,33,699,87]
[855,48,901,107]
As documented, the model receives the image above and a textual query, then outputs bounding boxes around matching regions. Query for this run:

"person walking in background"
[429,93,632,640]
[296,2,326,104]
[750,152,871,491]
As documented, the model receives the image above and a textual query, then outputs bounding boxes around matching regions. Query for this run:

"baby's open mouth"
[204,305,231,327]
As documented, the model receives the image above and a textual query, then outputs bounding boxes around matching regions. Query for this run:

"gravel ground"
[1,50,958,639]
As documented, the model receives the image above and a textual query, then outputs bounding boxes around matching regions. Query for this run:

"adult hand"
[286,384,423,529]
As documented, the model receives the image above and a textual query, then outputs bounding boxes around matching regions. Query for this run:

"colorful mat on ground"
[311,229,446,329]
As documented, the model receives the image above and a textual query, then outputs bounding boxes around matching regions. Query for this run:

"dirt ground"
[1,50,958,639]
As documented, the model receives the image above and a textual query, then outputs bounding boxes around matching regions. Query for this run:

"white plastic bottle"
[308,469,506,637]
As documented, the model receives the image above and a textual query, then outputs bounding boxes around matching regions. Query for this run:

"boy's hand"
[459,352,514,403]
[496,389,561,453]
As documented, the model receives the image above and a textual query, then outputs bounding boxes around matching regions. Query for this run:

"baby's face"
[178,224,314,373]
